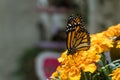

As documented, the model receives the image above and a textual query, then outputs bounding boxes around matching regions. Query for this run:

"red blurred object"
[43,58,60,78]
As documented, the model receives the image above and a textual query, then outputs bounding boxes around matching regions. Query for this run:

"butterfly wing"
[73,26,90,51]
[66,16,76,50]
[66,16,90,55]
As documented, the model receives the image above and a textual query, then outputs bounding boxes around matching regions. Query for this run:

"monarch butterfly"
[66,15,90,55]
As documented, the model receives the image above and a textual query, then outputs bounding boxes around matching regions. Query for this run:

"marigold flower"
[90,33,113,53]
[110,67,120,80]
[51,49,100,80]
[104,24,120,38]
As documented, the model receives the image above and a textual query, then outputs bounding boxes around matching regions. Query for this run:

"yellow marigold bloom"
[91,33,113,53]
[51,49,100,80]
[103,24,120,48]
[110,68,120,80]
[51,24,120,80]
[104,24,120,38]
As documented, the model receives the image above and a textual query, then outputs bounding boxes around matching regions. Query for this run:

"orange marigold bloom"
[104,24,120,38]
[110,68,120,80]
[51,49,100,80]
[91,33,113,53]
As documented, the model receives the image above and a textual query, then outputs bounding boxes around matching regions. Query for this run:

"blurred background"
[0,0,120,80]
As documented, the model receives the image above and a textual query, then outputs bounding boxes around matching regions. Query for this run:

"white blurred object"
[104,51,111,63]
[37,0,48,7]
[37,0,66,40]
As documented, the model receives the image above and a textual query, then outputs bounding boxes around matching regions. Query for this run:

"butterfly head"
[66,16,83,32]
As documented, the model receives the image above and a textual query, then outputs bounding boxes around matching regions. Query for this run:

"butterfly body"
[66,16,90,55]
[68,48,76,54]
